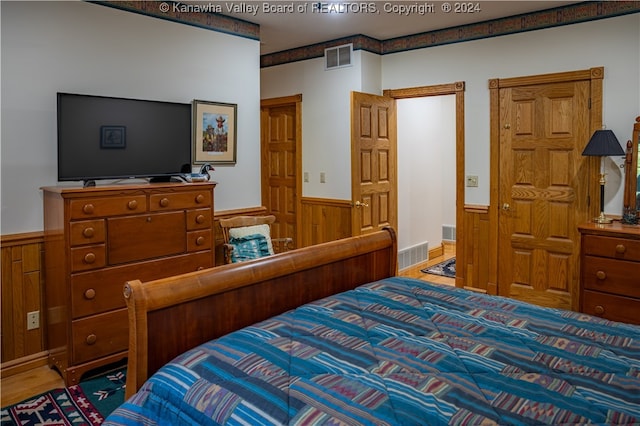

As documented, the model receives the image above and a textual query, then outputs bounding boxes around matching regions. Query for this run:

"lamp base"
[593,212,613,224]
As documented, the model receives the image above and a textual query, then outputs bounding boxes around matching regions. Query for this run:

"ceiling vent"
[325,44,352,70]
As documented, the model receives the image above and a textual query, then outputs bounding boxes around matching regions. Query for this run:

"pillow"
[228,224,274,255]
[229,233,271,263]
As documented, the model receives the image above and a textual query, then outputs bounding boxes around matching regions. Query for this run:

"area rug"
[421,257,456,278]
[0,367,126,425]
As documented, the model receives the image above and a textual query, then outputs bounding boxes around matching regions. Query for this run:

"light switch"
[304,172,309,182]
[466,175,478,187]
[320,172,326,183]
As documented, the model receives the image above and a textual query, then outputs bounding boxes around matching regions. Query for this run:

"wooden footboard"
[123,228,397,397]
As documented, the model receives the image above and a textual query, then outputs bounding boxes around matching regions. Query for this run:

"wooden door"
[351,92,397,236]
[497,78,595,310]
[261,95,302,246]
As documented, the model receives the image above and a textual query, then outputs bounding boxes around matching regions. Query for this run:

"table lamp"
[582,128,625,224]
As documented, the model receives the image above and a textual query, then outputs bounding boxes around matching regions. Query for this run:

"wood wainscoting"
[2,202,492,374]
[300,198,352,247]
[459,204,494,294]
[1,206,272,376]
[1,232,46,372]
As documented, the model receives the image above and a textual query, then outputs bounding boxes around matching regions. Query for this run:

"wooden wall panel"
[300,198,352,247]
[0,206,268,375]
[1,233,45,364]
[460,205,494,293]
[1,203,489,372]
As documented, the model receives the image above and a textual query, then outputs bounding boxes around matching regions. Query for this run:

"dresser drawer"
[70,219,105,246]
[186,208,212,230]
[71,251,215,319]
[69,195,147,219]
[72,308,128,364]
[187,229,212,252]
[582,290,640,325]
[582,235,640,262]
[149,190,211,211]
[108,212,186,264]
[70,244,106,272]
[582,255,640,299]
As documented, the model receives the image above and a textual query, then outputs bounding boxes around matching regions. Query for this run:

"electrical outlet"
[27,311,40,330]
[320,172,326,183]
[304,172,309,183]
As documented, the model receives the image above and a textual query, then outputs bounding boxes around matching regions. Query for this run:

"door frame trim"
[384,82,465,287]
[487,67,603,298]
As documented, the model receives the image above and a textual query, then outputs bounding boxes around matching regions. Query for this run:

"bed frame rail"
[123,228,397,397]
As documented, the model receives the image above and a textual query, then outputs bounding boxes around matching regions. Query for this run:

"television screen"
[57,93,192,184]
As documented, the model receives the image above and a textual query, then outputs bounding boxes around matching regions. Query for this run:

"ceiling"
[219,1,581,54]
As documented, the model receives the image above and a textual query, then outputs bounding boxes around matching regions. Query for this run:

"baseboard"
[0,351,49,378]
[428,243,444,259]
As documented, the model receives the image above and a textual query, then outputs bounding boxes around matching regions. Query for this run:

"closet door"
[495,70,599,311]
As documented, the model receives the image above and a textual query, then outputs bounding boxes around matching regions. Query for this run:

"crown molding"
[92,1,260,41]
[262,1,640,67]
[91,1,639,68]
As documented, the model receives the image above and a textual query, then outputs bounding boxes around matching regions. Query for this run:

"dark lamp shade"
[582,129,625,156]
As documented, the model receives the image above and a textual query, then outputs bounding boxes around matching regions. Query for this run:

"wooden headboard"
[123,228,397,397]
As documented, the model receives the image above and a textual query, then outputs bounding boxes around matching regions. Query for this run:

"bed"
[105,228,640,425]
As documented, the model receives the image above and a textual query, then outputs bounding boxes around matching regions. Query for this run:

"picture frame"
[193,100,237,165]
[100,125,126,149]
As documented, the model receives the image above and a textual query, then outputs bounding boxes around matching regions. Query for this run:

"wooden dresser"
[42,182,216,385]
[579,222,640,325]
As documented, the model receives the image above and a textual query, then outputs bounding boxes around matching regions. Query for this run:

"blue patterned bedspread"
[105,277,640,425]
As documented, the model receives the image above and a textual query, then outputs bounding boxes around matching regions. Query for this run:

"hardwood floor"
[399,244,456,286]
[1,365,64,407]
[1,248,455,408]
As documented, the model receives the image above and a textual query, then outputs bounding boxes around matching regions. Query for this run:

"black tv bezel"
[56,92,193,185]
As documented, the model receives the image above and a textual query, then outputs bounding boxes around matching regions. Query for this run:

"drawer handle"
[595,270,607,280]
[84,253,96,264]
[86,334,97,345]
[159,198,169,208]
[82,204,94,214]
[195,194,205,204]
[127,200,138,210]
[84,288,96,300]
[196,214,205,224]
[594,305,605,315]
[196,236,205,246]
[615,244,626,254]
[82,227,95,238]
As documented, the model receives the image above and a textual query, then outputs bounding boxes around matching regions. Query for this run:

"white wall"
[1,1,262,235]
[397,96,456,250]
[360,51,382,96]
[383,14,640,213]
[262,14,639,234]
[261,50,366,200]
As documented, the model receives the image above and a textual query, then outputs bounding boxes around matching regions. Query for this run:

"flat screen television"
[57,93,192,185]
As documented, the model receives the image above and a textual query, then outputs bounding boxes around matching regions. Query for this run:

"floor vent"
[325,44,352,70]
[398,241,429,271]
[442,225,456,242]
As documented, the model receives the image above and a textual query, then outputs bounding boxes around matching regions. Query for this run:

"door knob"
[354,201,369,208]
[502,203,510,211]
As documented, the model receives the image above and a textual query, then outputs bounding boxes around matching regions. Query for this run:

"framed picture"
[193,100,237,165]
[100,126,126,149]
